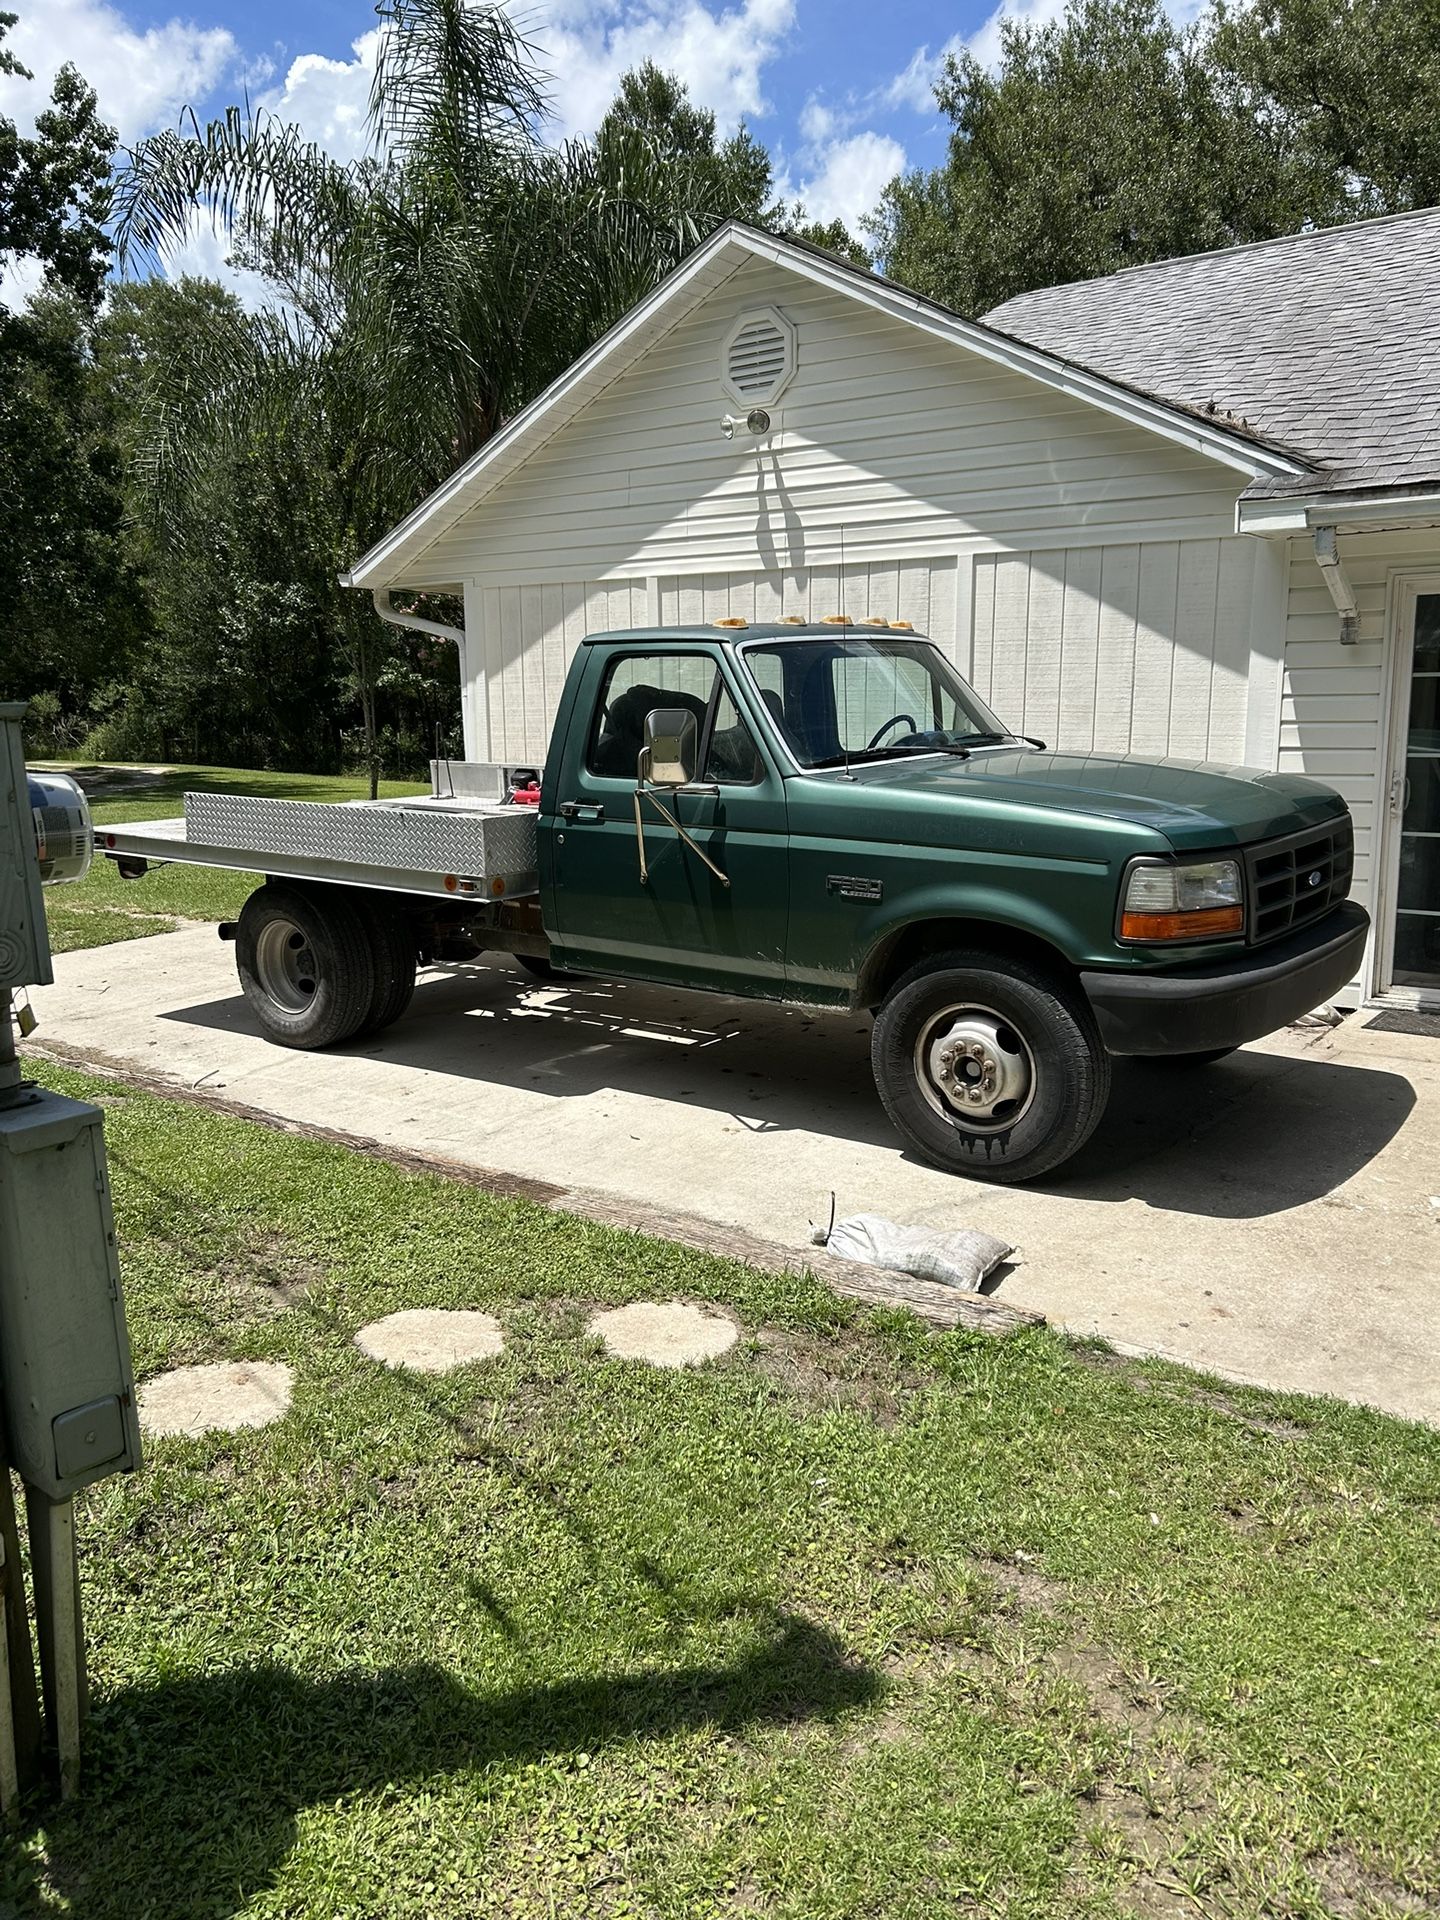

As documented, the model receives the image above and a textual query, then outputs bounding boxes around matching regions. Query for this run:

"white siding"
[478,578,647,764]
[1276,527,1440,934]
[475,559,957,762]
[657,557,956,650]
[969,538,1257,760]
[415,254,1242,590]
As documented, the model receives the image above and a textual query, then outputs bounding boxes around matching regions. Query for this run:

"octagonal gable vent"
[721,306,796,406]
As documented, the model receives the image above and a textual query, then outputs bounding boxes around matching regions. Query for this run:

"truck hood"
[833,750,1347,850]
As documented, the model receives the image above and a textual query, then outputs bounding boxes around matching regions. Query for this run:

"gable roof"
[344,221,1308,589]
[985,206,1440,503]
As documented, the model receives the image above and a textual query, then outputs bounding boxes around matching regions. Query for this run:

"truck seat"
[592,684,709,778]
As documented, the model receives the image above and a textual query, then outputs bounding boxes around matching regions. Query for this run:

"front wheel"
[871,950,1110,1183]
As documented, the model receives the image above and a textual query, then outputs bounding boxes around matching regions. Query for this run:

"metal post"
[25,1488,82,1799]
[0,988,20,1105]
[0,1465,40,1803]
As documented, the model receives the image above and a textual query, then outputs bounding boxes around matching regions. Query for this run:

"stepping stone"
[355,1308,504,1374]
[587,1300,739,1369]
[139,1360,293,1438]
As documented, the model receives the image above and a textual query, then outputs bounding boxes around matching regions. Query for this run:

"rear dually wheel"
[236,881,377,1049]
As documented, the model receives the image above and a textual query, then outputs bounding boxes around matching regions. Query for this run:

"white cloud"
[783,129,906,231]
[530,0,796,141]
[154,210,279,313]
[0,253,46,315]
[254,29,382,166]
[0,0,236,143]
[797,95,837,146]
[964,0,1070,71]
[238,2,798,167]
[882,35,965,113]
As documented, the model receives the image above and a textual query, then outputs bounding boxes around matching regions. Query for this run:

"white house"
[344,211,1440,1008]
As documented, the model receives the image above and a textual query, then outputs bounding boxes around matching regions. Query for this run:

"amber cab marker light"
[1120,906,1244,941]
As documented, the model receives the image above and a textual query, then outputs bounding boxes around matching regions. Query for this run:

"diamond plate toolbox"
[183,792,538,893]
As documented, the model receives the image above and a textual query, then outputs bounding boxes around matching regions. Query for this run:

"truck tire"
[236,882,377,1049]
[871,949,1111,1184]
[353,898,417,1034]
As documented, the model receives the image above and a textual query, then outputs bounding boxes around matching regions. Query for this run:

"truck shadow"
[1032,1047,1417,1215]
[37,1613,875,1920]
[161,963,1415,1220]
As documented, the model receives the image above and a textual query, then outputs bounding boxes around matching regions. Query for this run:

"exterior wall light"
[719,408,772,439]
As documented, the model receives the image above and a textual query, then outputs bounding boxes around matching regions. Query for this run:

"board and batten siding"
[478,579,648,766]
[1276,528,1440,930]
[656,557,956,639]
[421,252,1244,593]
[969,537,1264,762]
[477,559,958,764]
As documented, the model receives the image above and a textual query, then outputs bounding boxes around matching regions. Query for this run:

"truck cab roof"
[580,621,925,645]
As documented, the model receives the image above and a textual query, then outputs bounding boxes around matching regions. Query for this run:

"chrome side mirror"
[641,708,698,788]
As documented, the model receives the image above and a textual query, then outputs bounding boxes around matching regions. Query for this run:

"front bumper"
[1081,900,1370,1056]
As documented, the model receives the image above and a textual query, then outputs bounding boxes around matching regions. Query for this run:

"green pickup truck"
[104,620,1368,1184]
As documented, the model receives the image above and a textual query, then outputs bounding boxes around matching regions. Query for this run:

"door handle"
[559,801,605,823]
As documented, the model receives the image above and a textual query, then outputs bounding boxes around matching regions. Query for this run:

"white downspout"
[1312,527,1360,645]
[370,589,475,757]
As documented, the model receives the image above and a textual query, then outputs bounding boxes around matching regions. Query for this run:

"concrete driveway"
[32,926,1440,1424]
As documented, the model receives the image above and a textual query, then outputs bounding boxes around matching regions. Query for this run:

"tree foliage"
[1210,0,1440,218]
[0,13,132,729]
[871,0,1440,317]
[0,11,115,305]
[112,1,802,785]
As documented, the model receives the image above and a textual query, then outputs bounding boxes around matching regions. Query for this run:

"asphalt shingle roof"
[983,207,1440,500]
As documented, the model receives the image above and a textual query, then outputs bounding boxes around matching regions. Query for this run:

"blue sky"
[1,0,1056,274]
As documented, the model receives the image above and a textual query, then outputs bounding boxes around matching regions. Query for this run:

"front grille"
[1244,815,1354,945]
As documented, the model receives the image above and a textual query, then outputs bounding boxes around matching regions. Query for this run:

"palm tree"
[113,0,770,789]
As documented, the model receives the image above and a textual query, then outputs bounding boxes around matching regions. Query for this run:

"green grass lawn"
[4,1059,1437,1919]
[41,764,427,954]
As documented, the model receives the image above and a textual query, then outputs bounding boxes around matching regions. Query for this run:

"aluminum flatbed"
[100,786,539,904]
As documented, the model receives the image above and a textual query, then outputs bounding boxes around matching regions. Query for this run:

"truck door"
[545,646,788,991]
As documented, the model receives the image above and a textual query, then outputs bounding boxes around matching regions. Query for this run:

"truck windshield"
[740,636,1015,769]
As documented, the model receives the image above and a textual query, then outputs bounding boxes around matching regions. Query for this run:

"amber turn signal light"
[1120,906,1244,942]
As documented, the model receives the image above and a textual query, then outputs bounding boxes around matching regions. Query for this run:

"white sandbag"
[813,1212,1016,1293]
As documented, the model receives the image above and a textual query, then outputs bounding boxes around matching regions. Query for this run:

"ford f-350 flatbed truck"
[101,621,1368,1183]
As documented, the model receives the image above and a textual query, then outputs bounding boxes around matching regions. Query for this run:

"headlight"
[1120,858,1243,942]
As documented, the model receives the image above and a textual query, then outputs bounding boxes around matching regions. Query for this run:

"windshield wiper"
[808,747,910,769]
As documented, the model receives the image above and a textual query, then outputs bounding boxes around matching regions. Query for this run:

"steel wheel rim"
[254,918,319,1015]
[913,1001,1035,1132]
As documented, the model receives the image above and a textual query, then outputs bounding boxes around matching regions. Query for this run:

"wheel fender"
[853,882,1089,1001]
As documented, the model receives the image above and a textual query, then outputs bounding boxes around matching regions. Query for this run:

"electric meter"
[27,772,92,885]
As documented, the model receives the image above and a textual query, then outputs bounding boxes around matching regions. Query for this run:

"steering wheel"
[866,712,918,750]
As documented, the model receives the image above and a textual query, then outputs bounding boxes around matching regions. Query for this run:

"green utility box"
[0,1091,141,1499]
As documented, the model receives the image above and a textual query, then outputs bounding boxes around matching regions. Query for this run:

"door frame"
[1373,569,1440,1008]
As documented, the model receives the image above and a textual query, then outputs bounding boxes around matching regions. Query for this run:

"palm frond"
[113,109,366,284]
[369,0,545,171]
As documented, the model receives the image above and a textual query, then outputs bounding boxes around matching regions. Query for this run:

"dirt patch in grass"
[1068,1346,1308,1441]
[1122,1865,1223,1916]
[1173,1383,1309,1440]
[975,1553,1068,1615]
[1309,1848,1440,1916]
[1051,1641,1171,1740]
[218,1231,327,1316]
[748,1326,922,1425]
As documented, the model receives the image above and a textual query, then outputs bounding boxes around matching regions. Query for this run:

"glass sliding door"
[1393,591,1440,988]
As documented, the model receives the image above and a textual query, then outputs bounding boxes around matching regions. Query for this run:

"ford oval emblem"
[1307,869,1323,887]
